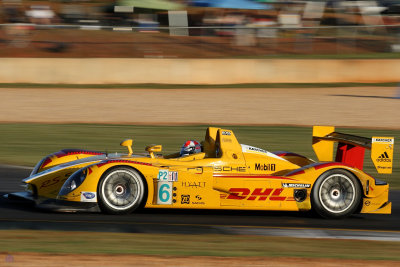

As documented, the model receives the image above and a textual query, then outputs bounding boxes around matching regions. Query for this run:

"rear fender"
[286,162,383,198]
[287,162,390,214]
[273,151,315,167]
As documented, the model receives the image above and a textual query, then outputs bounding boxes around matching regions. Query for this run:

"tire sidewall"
[97,166,145,214]
[311,169,362,219]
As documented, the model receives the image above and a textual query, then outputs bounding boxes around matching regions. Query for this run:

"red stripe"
[313,162,350,170]
[213,174,296,180]
[55,150,103,158]
[97,160,152,168]
[369,185,374,192]
[286,169,305,177]
[41,157,53,168]
[275,152,305,158]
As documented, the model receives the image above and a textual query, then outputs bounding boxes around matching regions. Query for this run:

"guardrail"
[1,23,400,29]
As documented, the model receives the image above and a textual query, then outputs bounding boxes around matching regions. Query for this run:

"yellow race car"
[7,126,394,218]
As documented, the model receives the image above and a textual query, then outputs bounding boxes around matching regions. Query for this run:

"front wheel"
[311,169,361,219]
[98,167,145,214]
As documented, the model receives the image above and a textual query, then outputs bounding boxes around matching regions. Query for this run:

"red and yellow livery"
[6,126,393,218]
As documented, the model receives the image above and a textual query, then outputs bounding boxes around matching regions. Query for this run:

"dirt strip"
[1,253,399,267]
[0,87,399,128]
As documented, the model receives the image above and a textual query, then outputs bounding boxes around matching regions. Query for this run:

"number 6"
[159,183,170,202]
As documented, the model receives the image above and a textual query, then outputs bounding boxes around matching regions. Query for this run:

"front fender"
[33,149,105,174]
[58,160,157,203]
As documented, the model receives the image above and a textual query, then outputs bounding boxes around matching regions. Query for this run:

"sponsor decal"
[83,192,95,199]
[181,181,206,188]
[365,200,371,206]
[214,166,246,172]
[372,138,394,144]
[282,183,311,188]
[40,176,69,189]
[221,131,231,136]
[248,146,268,154]
[377,152,392,163]
[224,188,288,201]
[241,145,290,162]
[168,172,178,181]
[181,194,190,204]
[157,169,178,182]
[255,163,276,171]
[192,194,205,205]
[377,166,391,169]
[81,191,97,202]
[222,138,232,143]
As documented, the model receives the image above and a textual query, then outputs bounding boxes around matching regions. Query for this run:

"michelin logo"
[282,183,311,188]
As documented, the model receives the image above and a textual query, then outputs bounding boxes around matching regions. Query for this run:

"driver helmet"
[180,140,202,157]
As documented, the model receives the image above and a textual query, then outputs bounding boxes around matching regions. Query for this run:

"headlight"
[59,169,88,196]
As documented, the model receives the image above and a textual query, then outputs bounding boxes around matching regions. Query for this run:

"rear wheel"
[311,169,361,218]
[98,167,145,214]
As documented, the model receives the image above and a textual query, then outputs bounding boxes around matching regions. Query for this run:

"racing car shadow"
[2,192,384,234]
[0,192,37,212]
[0,191,369,223]
[137,207,315,218]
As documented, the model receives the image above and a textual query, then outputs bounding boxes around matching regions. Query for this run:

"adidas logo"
[377,152,392,162]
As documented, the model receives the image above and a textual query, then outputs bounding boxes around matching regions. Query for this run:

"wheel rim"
[318,173,356,214]
[101,170,142,210]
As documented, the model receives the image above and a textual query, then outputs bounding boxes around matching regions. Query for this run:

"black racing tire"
[311,169,361,219]
[97,167,145,214]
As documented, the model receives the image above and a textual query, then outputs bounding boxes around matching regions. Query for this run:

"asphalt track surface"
[1,165,400,240]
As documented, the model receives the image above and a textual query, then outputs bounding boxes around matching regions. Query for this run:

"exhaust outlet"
[294,189,307,202]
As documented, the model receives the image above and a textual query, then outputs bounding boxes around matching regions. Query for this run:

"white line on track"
[216,226,400,242]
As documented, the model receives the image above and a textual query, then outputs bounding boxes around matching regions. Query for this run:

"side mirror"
[145,144,162,159]
[120,139,133,155]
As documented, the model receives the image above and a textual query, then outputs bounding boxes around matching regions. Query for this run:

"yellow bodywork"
[24,127,392,215]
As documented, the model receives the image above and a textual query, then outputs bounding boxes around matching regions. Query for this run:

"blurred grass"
[0,123,398,188]
[0,230,400,260]
[0,82,397,89]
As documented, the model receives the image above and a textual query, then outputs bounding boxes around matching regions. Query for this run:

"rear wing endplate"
[312,126,394,174]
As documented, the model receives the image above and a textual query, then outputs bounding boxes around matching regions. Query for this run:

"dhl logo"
[222,188,294,201]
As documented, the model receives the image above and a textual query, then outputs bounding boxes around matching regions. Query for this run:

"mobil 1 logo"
[255,163,275,171]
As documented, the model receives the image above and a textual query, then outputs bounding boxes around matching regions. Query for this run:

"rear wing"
[312,126,394,174]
